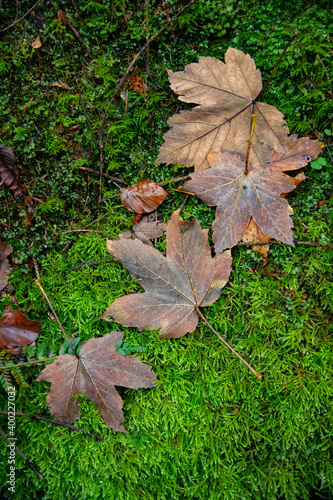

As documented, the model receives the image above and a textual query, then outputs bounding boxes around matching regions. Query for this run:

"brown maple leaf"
[0,143,34,212]
[119,215,167,246]
[102,211,232,339]
[181,150,298,252]
[156,48,289,171]
[120,180,167,214]
[36,332,157,432]
[0,305,42,350]
[0,242,12,292]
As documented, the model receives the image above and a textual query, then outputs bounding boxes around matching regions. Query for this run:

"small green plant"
[116,340,146,356]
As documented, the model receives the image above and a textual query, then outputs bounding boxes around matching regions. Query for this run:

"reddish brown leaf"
[156,48,289,171]
[128,74,146,95]
[0,306,42,350]
[102,211,232,339]
[120,180,167,214]
[37,332,157,432]
[119,215,167,246]
[0,143,34,213]
[0,243,12,292]
[181,150,298,252]
[270,135,322,171]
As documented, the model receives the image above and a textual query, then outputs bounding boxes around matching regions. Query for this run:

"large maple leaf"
[156,48,290,171]
[181,150,299,252]
[102,211,232,339]
[37,332,157,432]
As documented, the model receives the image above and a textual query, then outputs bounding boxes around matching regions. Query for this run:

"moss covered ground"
[0,0,333,498]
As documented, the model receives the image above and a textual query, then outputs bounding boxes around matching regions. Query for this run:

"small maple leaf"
[0,305,42,350]
[102,211,232,339]
[156,48,290,171]
[37,332,157,432]
[120,179,167,214]
[181,150,299,252]
[0,242,12,292]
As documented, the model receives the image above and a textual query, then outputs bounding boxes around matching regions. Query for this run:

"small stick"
[316,54,333,96]
[259,31,299,97]
[159,175,190,186]
[178,194,189,213]
[0,427,44,480]
[196,307,261,380]
[33,260,78,358]
[0,0,43,32]
[78,87,99,150]
[79,166,127,184]
[0,357,57,370]
[0,411,103,441]
[245,114,256,174]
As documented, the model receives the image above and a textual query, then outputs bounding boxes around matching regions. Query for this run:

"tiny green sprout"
[310,157,330,170]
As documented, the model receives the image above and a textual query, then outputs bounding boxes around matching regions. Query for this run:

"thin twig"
[0,357,57,370]
[60,229,103,235]
[245,114,256,174]
[316,55,333,95]
[71,258,114,270]
[159,175,190,186]
[0,427,44,480]
[259,31,299,97]
[97,0,197,214]
[196,307,261,380]
[77,87,99,150]
[0,411,103,441]
[34,278,79,358]
[79,166,127,184]
[178,194,189,213]
[0,0,43,32]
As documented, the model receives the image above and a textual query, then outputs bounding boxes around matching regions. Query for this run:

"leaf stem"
[195,307,261,380]
[245,114,256,174]
[0,427,44,480]
[0,356,57,370]
[259,31,299,97]
[34,281,79,359]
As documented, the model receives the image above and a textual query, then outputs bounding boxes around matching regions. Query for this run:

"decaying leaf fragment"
[0,143,34,212]
[156,48,290,171]
[119,215,167,246]
[181,150,298,252]
[102,211,232,339]
[0,243,12,292]
[31,36,42,49]
[270,135,322,171]
[120,180,167,214]
[37,332,157,432]
[0,305,42,350]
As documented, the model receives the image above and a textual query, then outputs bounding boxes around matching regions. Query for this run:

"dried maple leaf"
[102,211,232,339]
[181,150,298,252]
[120,180,167,214]
[0,243,12,292]
[119,215,167,246]
[0,305,42,350]
[0,143,34,212]
[156,48,290,171]
[37,332,157,432]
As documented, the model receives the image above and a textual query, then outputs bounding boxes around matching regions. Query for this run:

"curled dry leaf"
[119,215,167,246]
[0,143,34,213]
[120,180,167,214]
[181,150,298,252]
[37,332,157,433]
[0,243,12,292]
[51,81,72,90]
[156,48,290,171]
[102,211,232,339]
[0,305,42,350]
